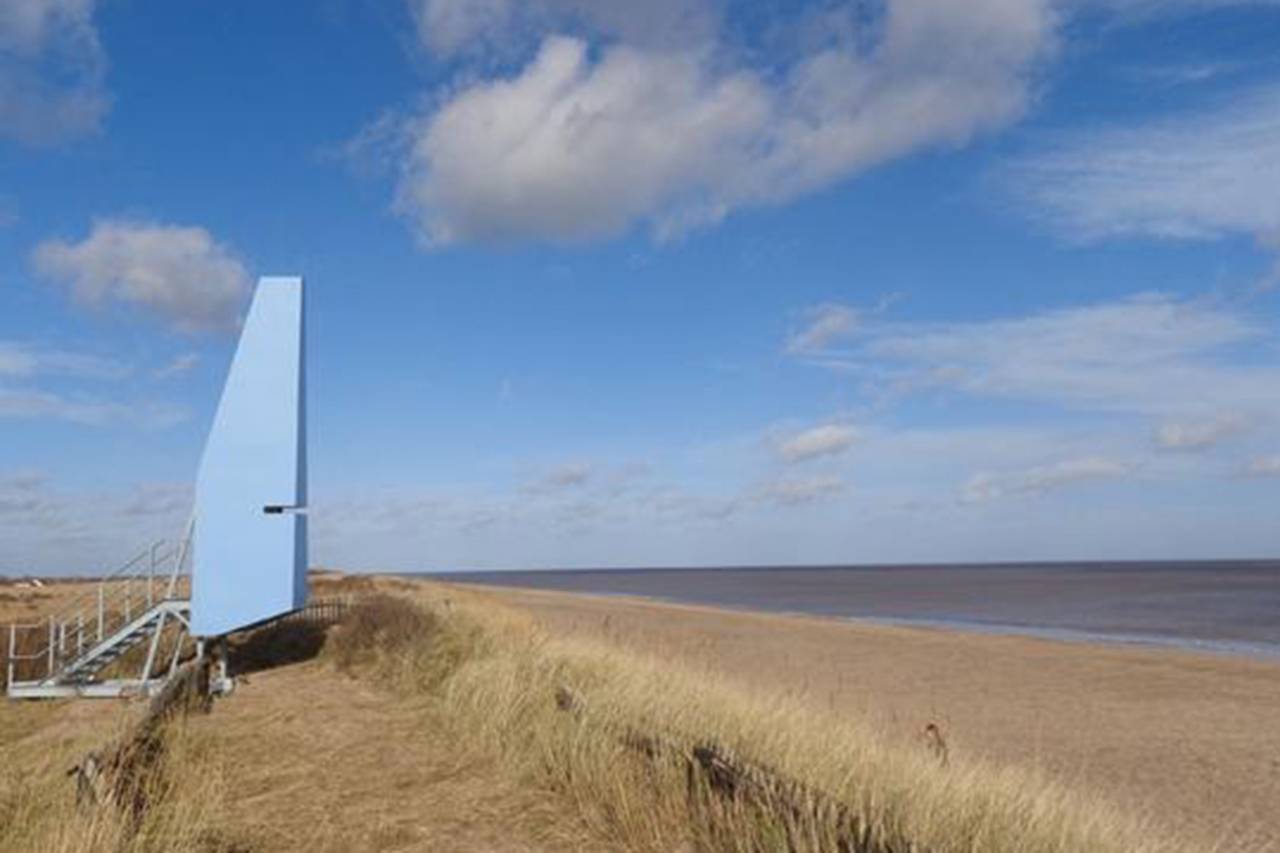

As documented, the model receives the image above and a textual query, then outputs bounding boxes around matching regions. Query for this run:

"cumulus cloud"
[961,456,1133,503]
[1007,84,1280,244]
[390,0,1055,245]
[32,220,251,333]
[0,0,109,145]
[778,423,858,462]
[786,304,859,354]
[1153,414,1248,451]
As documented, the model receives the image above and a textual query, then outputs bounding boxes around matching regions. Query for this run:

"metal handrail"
[39,543,181,626]
[5,516,194,687]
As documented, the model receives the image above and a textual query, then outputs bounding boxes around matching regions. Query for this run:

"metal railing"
[5,518,193,689]
[274,598,350,627]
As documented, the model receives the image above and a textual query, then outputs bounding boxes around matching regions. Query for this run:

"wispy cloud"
[0,387,186,427]
[784,289,1280,507]
[115,483,192,518]
[33,219,252,333]
[785,304,859,355]
[798,292,1280,420]
[153,353,199,380]
[1079,0,1280,21]
[0,340,188,427]
[0,341,129,380]
[777,423,858,463]
[0,473,191,574]
[1122,60,1250,86]
[1006,84,1280,244]
[1154,414,1248,451]
[961,456,1134,504]
[755,474,845,507]
[522,461,593,494]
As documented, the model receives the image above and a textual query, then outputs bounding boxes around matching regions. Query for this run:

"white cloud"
[805,292,1280,420]
[410,0,717,58]
[0,340,129,380]
[0,0,93,50]
[1123,60,1249,86]
[1081,0,1280,18]
[1245,455,1280,477]
[523,461,593,493]
[410,0,511,55]
[961,456,1133,503]
[1154,414,1247,451]
[32,219,251,333]
[1007,84,1280,244]
[391,0,1055,245]
[0,474,191,574]
[116,483,192,518]
[153,352,199,380]
[778,423,858,463]
[786,304,859,354]
[0,340,187,427]
[756,474,845,506]
[0,387,186,427]
[0,0,108,145]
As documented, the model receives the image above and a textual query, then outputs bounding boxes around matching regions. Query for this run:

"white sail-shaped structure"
[192,276,307,637]
[3,276,308,697]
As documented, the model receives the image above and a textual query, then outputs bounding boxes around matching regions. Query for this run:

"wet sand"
[471,583,1280,852]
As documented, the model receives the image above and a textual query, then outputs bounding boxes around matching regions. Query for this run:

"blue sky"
[2,0,1279,574]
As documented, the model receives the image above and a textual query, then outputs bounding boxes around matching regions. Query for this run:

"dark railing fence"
[274,598,351,627]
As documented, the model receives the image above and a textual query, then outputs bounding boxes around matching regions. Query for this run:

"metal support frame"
[4,520,194,700]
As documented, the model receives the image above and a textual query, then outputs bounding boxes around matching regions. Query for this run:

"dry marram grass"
[0,576,1192,852]
[322,583,1183,853]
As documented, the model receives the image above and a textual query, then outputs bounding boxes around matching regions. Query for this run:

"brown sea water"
[434,561,1280,658]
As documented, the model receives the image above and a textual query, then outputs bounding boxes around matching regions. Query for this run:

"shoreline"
[457,578,1280,850]
[441,577,1280,663]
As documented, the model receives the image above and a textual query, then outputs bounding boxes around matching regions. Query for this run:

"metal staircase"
[5,519,194,700]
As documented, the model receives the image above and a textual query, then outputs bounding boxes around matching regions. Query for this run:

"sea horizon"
[426,559,1280,660]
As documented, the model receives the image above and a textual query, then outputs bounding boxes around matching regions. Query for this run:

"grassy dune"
[0,577,1186,852]
[328,580,1178,853]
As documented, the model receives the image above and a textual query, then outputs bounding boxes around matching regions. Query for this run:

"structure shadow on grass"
[228,619,330,677]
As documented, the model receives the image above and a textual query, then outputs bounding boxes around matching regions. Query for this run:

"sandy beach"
[468,582,1280,851]
[4,575,1278,850]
